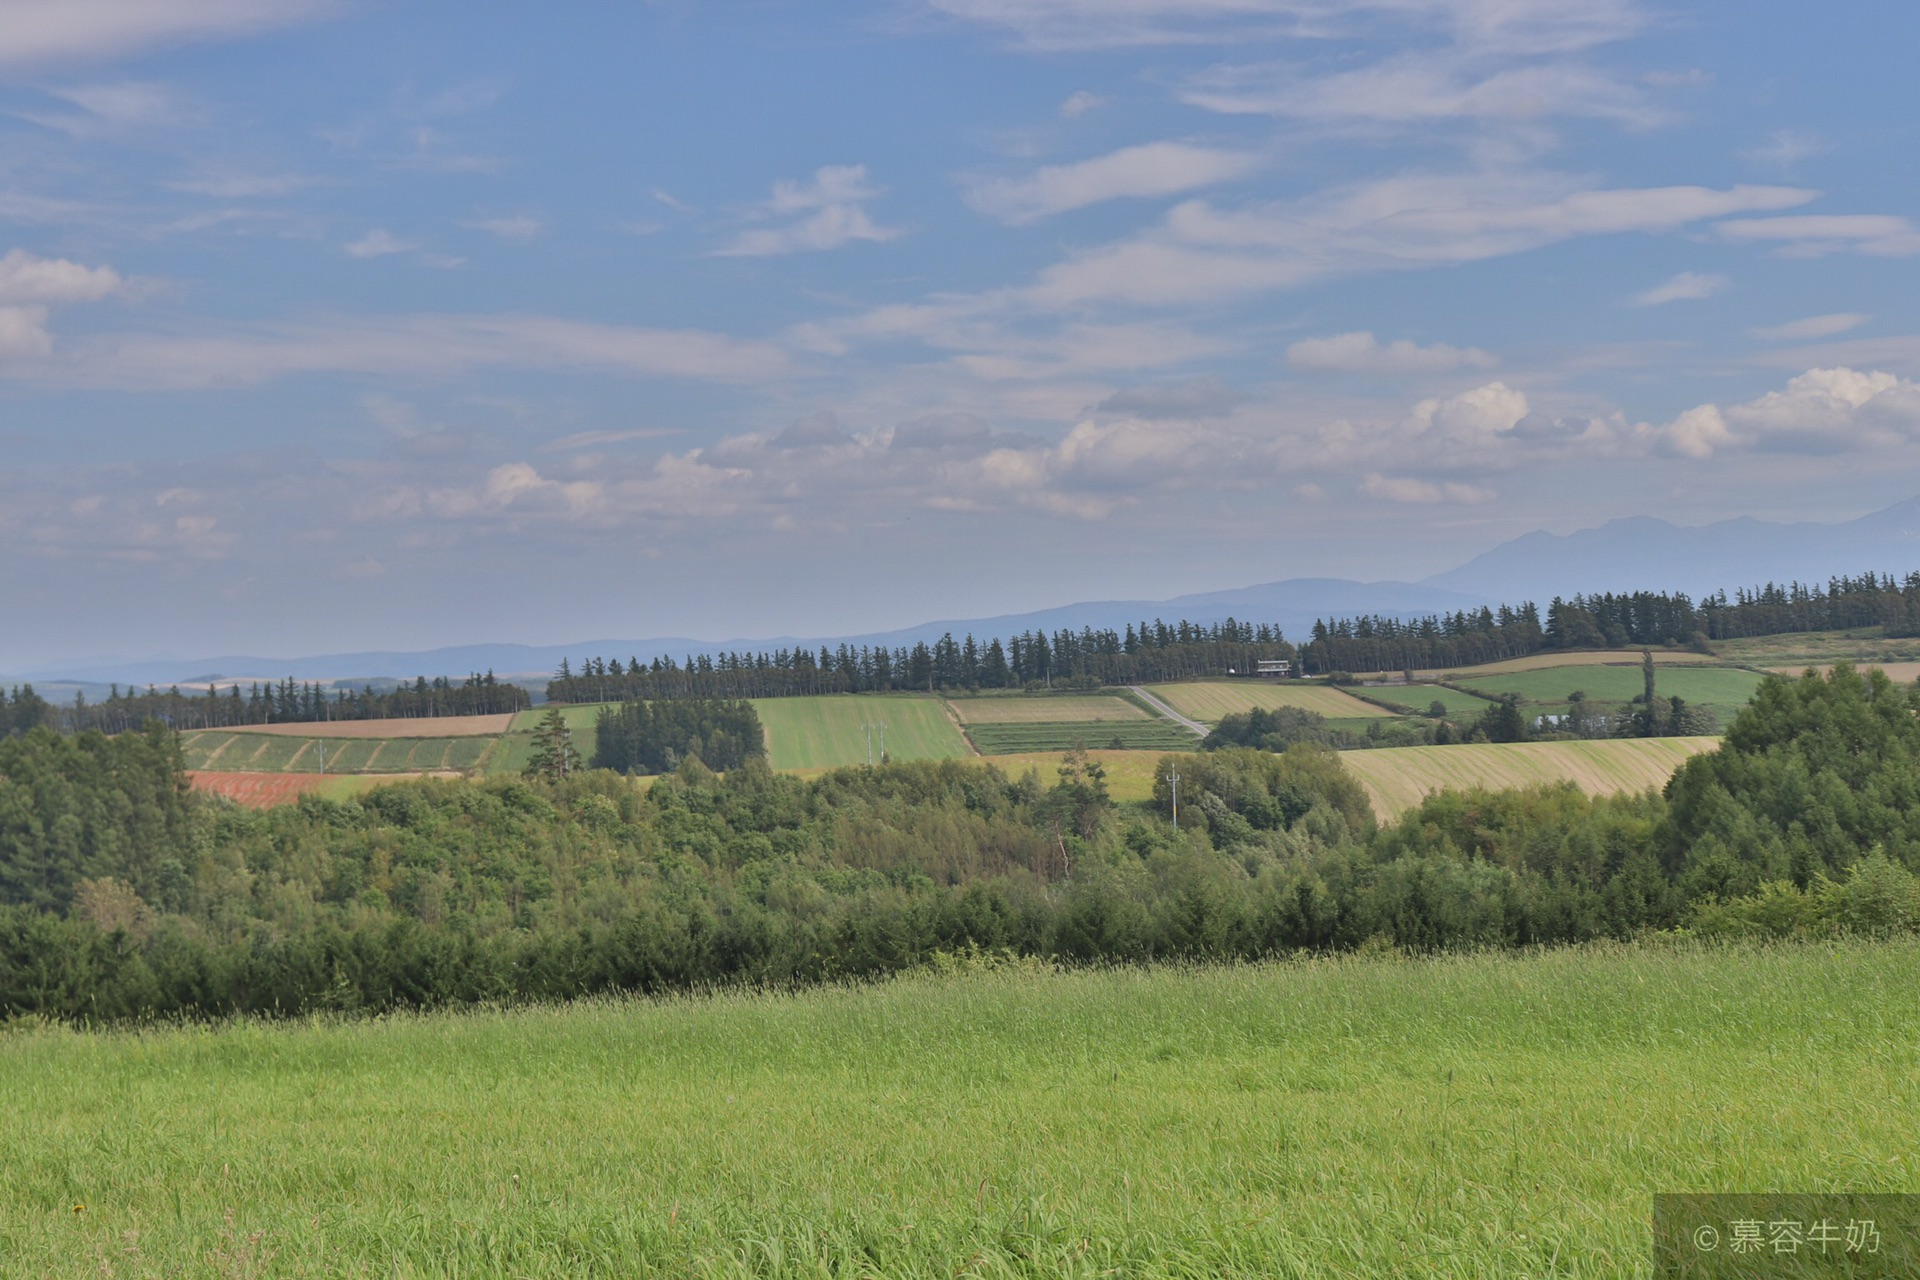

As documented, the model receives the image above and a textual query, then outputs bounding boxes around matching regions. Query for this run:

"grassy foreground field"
[5,941,1916,1277]
[1342,737,1720,819]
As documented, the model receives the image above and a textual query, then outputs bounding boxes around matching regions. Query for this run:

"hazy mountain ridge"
[15,498,1920,688]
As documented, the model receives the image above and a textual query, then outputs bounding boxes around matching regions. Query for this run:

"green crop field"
[965,720,1198,755]
[984,749,1170,802]
[1453,663,1765,716]
[1356,684,1495,718]
[946,694,1148,724]
[750,695,972,769]
[182,731,503,775]
[1341,736,1720,819]
[1432,649,1727,678]
[1144,681,1392,723]
[6,941,1916,1277]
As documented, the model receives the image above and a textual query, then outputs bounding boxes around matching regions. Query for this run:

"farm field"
[7,942,1917,1276]
[1143,681,1391,723]
[1341,736,1720,819]
[1427,649,1726,679]
[965,720,1197,755]
[214,713,515,738]
[750,695,973,769]
[1355,683,1494,717]
[182,730,501,774]
[1765,660,1920,682]
[1452,663,1765,717]
[185,771,399,806]
[1715,628,1920,667]
[983,749,1168,802]
[945,693,1148,723]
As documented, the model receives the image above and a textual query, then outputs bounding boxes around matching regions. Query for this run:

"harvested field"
[217,713,515,738]
[1340,736,1721,819]
[946,694,1148,724]
[1764,660,1920,683]
[1143,681,1391,723]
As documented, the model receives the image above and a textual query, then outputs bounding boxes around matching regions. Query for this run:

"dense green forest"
[1297,573,1920,674]
[546,619,1293,702]
[593,698,765,774]
[31,671,530,736]
[3,665,1917,1022]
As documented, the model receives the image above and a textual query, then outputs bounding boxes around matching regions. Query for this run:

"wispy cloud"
[1287,331,1495,373]
[344,229,418,259]
[1633,271,1726,306]
[1751,313,1868,343]
[715,165,902,257]
[0,0,338,69]
[464,216,542,241]
[964,142,1261,223]
[1717,214,1920,258]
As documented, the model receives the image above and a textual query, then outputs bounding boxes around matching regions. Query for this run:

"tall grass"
[4,939,1916,1277]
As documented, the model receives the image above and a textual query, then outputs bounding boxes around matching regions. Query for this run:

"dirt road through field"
[1129,687,1207,737]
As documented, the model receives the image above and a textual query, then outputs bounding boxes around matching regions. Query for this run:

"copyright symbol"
[1692,1225,1720,1251]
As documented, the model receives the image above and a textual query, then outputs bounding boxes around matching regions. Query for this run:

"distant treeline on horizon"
[0,671,530,737]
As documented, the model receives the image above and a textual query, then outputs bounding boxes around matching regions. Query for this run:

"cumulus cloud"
[0,248,123,361]
[1716,214,1920,258]
[1633,271,1726,306]
[715,165,902,256]
[1286,331,1495,373]
[0,0,336,69]
[1405,381,1530,443]
[964,142,1261,223]
[1752,313,1868,342]
[1654,368,1920,459]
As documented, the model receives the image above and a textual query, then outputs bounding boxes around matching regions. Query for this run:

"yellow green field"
[1427,649,1724,679]
[749,695,973,769]
[946,694,1148,724]
[982,750,1169,801]
[182,730,502,774]
[1341,736,1721,819]
[1144,681,1391,723]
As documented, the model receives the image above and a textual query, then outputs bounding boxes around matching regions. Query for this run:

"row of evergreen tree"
[593,699,765,775]
[1297,573,1920,674]
[6,672,532,737]
[546,619,1293,703]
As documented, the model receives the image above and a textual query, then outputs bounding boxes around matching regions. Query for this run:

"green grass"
[1453,663,1765,718]
[966,720,1199,755]
[4,940,1917,1277]
[182,731,504,775]
[750,695,973,769]
[1359,684,1496,718]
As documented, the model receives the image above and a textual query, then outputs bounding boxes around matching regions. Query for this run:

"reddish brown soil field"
[186,771,393,807]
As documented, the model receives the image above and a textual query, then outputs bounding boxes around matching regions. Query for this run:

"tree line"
[1298,572,1920,674]
[546,619,1294,703]
[17,672,531,737]
[4,664,1919,1022]
[593,699,765,774]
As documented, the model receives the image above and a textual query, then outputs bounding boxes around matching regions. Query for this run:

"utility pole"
[317,741,325,775]
[1165,765,1180,827]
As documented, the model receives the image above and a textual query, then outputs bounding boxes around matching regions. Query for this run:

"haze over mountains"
[17,498,1920,689]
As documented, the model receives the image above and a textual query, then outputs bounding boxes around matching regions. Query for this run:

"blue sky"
[2,0,1918,664]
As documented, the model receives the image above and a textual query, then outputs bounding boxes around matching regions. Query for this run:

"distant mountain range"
[15,497,1920,689]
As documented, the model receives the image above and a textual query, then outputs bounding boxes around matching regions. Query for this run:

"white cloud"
[1287,331,1495,373]
[0,306,53,358]
[345,229,418,259]
[0,0,336,69]
[1633,271,1726,306]
[1405,381,1530,443]
[1751,313,1868,342]
[715,165,901,256]
[15,313,793,389]
[1059,90,1105,117]
[1653,367,1920,459]
[1360,473,1495,503]
[1021,177,1812,309]
[0,248,122,305]
[965,142,1262,223]
[1716,214,1920,258]
[1185,58,1654,128]
[465,216,541,241]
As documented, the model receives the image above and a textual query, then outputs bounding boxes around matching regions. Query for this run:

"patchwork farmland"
[181,730,501,774]
[750,695,973,769]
